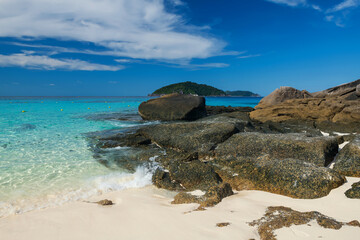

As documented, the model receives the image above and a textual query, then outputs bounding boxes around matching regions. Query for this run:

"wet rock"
[155,150,198,168]
[152,168,182,191]
[139,121,239,155]
[138,93,207,121]
[345,181,360,199]
[333,136,360,177]
[93,145,163,172]
[153,160,222,191]
[249,206,359,240]
[215,132,339,167]
[99,132,152,149]
[213,156,345,199]
[255,86,312,109]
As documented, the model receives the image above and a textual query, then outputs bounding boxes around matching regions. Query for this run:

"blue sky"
[0,0,359,96]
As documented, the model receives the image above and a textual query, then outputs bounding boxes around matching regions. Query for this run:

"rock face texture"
[138,93,207,121]
[345,181,360,199]
[249,206,360,240]
[313,79,360,98]
[250,80,360,133]
[138,121,239,155]
[172,183,234,209]
[152,160,222,191]
[213,156,345,199]
[214,132,338,167]
[255,86,312,109]
[205,105,254,115]
[333,136,360,177]
[90,80,360,207]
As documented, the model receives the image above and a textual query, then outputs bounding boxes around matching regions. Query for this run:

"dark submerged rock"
[333,136,360,177]
[215,132,339,167]
[138,93,207,121]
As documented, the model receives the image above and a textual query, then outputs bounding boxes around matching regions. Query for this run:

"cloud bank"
[0,52,123,71]
[0,0,224,62]
[266,0,307,7]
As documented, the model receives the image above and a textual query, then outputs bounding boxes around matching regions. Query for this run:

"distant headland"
[149,81,260,97]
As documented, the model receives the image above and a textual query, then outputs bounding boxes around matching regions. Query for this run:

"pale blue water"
[0,96,261,217]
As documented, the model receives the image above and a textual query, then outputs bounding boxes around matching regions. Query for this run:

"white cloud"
[0,0,224,61]
[327,0,360,13]
[237,54,262,59]
[0,52,123,71]
[266,0,360,27]
[266,0,307,7]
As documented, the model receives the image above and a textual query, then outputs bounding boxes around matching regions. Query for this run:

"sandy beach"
[1,177,359,240]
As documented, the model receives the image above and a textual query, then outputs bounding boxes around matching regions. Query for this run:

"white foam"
[0,165,157,218]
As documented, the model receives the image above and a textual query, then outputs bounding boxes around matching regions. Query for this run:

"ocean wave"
[0,164,157,219]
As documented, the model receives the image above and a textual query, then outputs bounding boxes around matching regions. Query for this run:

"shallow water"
[0,96,261,217]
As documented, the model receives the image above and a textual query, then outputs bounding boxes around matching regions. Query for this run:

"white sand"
[0,177,359,240]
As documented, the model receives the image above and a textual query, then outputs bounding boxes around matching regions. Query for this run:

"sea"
[0,96,261,218]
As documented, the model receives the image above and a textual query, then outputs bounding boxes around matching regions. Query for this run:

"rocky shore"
[93,80,360,209]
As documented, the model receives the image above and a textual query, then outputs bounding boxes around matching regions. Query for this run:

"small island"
[149,81,260,97]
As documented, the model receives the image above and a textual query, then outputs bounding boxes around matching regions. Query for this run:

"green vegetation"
[151,81,226,96]
[225,90,260,97]
[151,81,260,97]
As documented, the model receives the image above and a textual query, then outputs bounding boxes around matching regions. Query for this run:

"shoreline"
[1,177,359,240]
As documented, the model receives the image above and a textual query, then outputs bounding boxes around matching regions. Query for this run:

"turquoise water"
[0,96,261,217]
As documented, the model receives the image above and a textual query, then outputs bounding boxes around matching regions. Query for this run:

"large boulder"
[251,80,360,132]
[213,156,345,199]
[138,121,240,155]
[313,79,360,98]
[214,132,339,167]
[256,86,312,109]
[138,93,206,121]
[152,160,222,191]
[333,136,360,177]
[250,97,360,131]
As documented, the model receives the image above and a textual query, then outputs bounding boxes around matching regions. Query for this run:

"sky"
[0,0,360,96]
